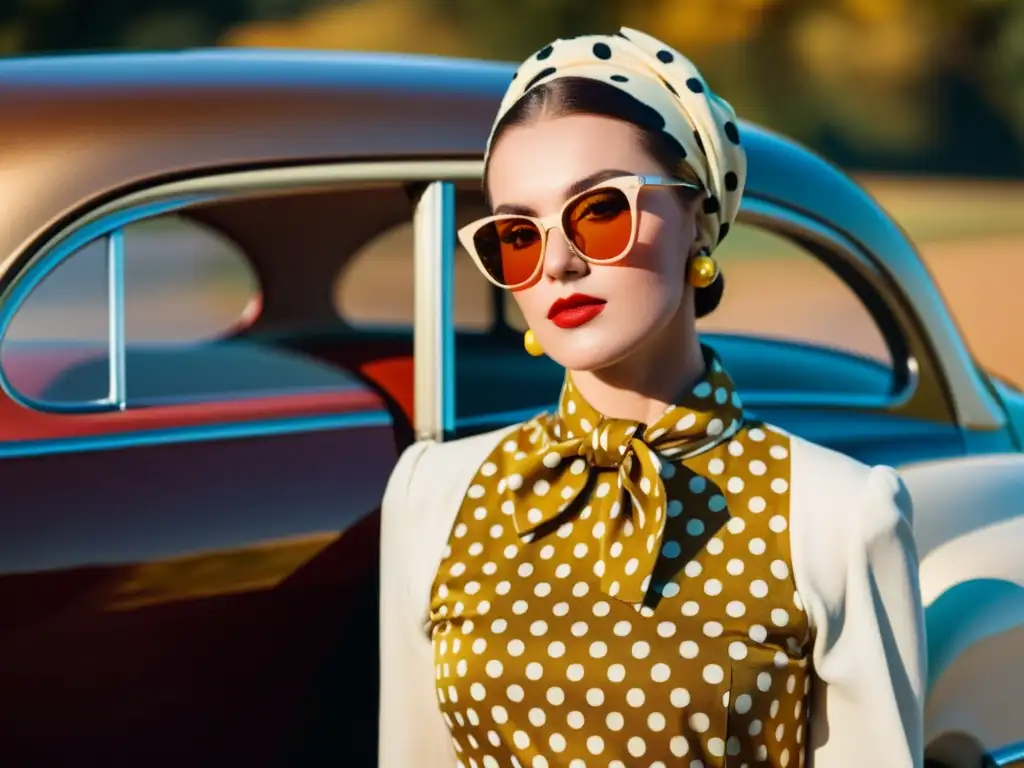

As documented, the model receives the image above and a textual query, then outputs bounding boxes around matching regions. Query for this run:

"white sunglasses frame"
[458,174,702,290]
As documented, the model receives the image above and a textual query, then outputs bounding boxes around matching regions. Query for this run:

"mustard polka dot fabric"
[429,349,810,767]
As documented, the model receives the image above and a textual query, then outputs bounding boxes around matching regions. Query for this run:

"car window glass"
[1,208,375,410]
[118,215,360,407]
[867,178,1024,389]
[124,217,258,343]
[336,221,493,330]
[491,221,894,412]
[503,223,890,366]
[1,238,110,404]
[697,224,890,364]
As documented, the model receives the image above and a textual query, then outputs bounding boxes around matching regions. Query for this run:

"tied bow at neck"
[506,353,743,605]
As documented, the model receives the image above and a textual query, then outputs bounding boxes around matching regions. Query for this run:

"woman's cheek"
[511,288,550,334]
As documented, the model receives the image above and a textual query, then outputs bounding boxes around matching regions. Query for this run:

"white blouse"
[378,425,926,767]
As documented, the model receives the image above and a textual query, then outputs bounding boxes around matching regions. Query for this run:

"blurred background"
[3,0,1024,384]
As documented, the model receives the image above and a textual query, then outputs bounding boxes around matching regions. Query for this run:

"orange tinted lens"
[471,217,543,287]
[564,187,633,261]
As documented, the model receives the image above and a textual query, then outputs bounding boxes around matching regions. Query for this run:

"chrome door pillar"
[412,180,456,442]
[106,228,127,410]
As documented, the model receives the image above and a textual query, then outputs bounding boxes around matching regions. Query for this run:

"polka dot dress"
[429,351,810,767]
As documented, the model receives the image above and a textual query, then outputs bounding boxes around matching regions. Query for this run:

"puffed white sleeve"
[790,440,927,768]
[378,440,457,768]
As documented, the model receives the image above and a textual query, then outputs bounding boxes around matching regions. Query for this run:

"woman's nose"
[541,227,588,281]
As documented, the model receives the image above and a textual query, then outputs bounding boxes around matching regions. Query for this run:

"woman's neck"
[568,308,706,426]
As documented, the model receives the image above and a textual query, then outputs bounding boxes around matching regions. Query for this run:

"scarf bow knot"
[504,349,743,605]
[579,418,644,470]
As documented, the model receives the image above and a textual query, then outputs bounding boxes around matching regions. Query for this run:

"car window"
[123,217,258,343]
[336,220,494,330]
[867,178,1024,390]
[2,238,111,404]
[470,219,896,425]
[697,224,890,365]
[502,223,890,366]
[1,207,374,410]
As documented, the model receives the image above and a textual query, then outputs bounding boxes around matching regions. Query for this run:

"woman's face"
[485,113,703,372]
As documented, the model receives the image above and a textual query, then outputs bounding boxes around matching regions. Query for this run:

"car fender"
[899,454,1024,766]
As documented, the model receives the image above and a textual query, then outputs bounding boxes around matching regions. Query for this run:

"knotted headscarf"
[501,348,743,604]
[486,27,748,251]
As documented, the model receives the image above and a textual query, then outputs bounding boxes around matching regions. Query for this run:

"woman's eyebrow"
[494,202,537,215]
[493,168,634,216]
[563,168,633,199]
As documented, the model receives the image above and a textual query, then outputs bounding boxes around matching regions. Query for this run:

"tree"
[982,0,1024,144]
[426,0,625,60]
[221,0,472,56]
[0,0,324,54]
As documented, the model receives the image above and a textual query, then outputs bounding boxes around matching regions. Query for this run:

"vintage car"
[0,49,1021,768]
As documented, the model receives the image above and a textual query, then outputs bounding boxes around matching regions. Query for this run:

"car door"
[0,162,467,767]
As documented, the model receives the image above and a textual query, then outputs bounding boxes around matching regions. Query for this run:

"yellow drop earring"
[687,247,719,289]
[523,329,545,357]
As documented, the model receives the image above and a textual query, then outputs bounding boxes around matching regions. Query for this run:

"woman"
[379,27,926,768]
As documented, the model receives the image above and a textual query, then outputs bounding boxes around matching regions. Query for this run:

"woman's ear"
[689,187,708,214]
[682,191,708,245]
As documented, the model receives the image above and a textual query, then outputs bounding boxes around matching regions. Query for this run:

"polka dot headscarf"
[486,27,748,252]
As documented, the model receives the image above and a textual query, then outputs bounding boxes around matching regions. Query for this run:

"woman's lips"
[547,294,607,329]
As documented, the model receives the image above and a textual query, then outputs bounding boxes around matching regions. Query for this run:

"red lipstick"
[547,293,607,329]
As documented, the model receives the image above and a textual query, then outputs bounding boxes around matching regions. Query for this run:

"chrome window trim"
[985,740,1024,768]
[0,226,131,413]
[413,180,457,442]
[730,196,1013,428]
[0,410,393,459]
[0,159,483,419]
[0,196,209,413]
[736,197,922,415]
[0,158,484,274]
[853,213,1006,433]
[760,190,1005,430]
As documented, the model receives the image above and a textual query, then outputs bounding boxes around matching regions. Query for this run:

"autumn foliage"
[217,0,1024,164]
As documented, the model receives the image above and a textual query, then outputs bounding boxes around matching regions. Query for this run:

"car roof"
[0,50,908,273]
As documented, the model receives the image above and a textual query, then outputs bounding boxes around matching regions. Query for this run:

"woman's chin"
[545,333,643,373]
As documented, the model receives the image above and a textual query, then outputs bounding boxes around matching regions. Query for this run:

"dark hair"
[484,76,724,318]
